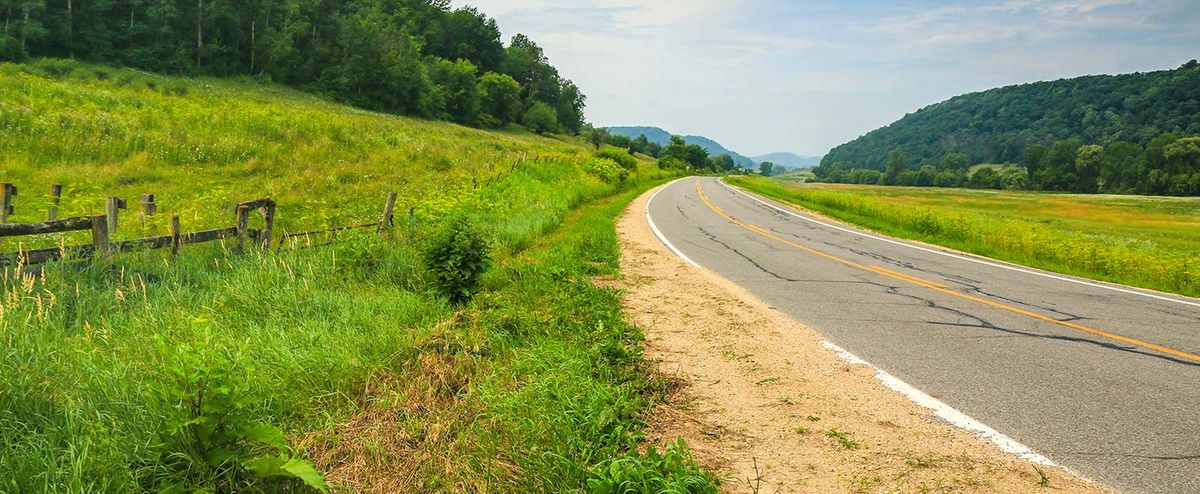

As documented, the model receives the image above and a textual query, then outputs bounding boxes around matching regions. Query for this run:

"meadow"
[0,60,716,492]
[728,176,1200,298]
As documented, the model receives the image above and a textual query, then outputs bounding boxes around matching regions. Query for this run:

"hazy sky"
[450,0,1200,157]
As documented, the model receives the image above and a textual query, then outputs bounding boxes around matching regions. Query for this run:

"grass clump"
[587,440,719,494]
[730,176,1200,297]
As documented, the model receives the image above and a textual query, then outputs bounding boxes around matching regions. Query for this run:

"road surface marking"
[694,179,1200,364]
[646,179,701,268]
[717,178,1200,310]
[818,340,1058,467]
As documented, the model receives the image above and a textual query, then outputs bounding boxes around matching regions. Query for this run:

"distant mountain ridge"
[604,126,758,168]
[751,152,821,169]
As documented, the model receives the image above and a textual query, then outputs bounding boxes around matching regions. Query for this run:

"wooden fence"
[0,182,399,268]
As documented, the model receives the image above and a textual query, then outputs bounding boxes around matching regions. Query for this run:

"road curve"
[647,177,1200,494]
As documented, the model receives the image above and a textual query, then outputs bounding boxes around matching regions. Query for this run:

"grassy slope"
[0,60,714,492]
[728,176,1200,298]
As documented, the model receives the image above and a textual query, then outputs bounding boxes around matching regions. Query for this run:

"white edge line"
[646,179,702,268]
[718,178,1200,309]
[647,178,1062,469]
[818,340,1059,467]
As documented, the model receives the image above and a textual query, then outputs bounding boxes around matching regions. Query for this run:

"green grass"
[0,60,715,493]
[728,176,1200,298]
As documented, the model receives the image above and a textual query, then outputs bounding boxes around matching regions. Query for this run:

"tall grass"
[729,176,1200,298]
[0,60,710,492]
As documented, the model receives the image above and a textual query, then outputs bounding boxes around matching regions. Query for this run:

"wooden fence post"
[235,204,249,253]
[47,184,62,221]
[1,183,17,223]
[170,215,181,257]
[106,197,126,233]
[378,191,397,235]
[90,215,110,256]
[261,201,275,249]
[140,193,156,229]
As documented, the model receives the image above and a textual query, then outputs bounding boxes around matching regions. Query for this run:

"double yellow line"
[694,179,1200,364]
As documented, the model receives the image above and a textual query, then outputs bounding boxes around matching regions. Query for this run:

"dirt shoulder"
[616,185,1117,494]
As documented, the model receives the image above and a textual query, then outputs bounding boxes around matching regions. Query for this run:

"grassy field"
[0,60,717,492]
[728,176,1200,298]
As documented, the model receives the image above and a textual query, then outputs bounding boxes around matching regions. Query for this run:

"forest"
[0,0,586,133]
[817,61,1200,196]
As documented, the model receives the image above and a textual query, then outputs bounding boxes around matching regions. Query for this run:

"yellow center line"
[693,179,1200,363]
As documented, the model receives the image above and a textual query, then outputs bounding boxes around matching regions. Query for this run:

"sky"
[449,0,1200,157]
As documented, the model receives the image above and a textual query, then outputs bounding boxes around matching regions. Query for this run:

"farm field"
[0,60,714,492]
[727,176,1200,298]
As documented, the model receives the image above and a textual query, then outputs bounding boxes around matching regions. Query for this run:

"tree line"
[815,61,1200,196]
[814,134,1200,196]
[592,130,755,174]
[0,0,585,133]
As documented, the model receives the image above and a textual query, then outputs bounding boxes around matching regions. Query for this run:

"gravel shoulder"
[616,185,1117,494]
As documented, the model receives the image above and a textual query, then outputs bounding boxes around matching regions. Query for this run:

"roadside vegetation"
[728,176,1200,298]
[0,61,720,492]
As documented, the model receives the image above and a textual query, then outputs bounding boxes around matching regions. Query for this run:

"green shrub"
[596,148,638,171]
[585,157,630,185]
[30,58,78,78]
[147,342,327,492]
[522,101,559,134]
[423,214,492,304]
[587,440,719,494]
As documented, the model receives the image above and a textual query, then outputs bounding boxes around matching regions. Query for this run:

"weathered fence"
[0,182,398,268]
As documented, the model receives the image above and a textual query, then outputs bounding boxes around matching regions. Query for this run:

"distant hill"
[752,152,821,169]
[822,61,1200,170]
[605,126,757,168]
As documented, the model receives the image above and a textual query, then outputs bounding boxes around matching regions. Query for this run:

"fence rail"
[0,181,396,269]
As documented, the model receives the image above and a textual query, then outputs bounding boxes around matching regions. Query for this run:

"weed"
[146,341,327,492]
[826,429,862,449]
[423,214,491,304]
[1035,466,1051,487]
[744,456,765,494]
[587,440,719,494]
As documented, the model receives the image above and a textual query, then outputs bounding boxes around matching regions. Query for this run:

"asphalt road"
[647,177,1200,494]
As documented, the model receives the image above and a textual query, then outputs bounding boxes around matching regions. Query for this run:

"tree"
[662,136,708,170]
[940,152,969,170]
[708,154,735,173]
[555,79,585,134]
[588,128,607,150]
[759,161,775,177]
[477,71,521,127]
[1074,144,1104,193]
[503,33,558,104]
[521,101,558,134]
[885,149,907,185]
[425,7,503,72]
[430,58,480,126]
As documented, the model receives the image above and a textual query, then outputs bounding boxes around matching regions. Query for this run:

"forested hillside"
[0,0,586,133]
[816,61,1200,195]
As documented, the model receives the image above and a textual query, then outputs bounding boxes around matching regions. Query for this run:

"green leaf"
[243,455,288,478]
[244,455,329,492]
[242,422,288,450]
[282,457,330,492]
